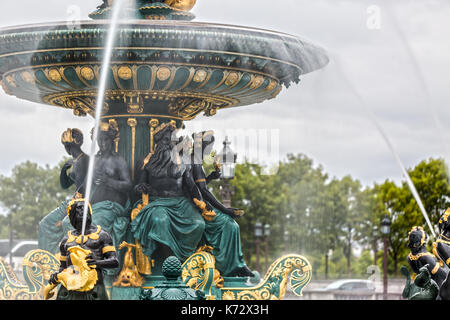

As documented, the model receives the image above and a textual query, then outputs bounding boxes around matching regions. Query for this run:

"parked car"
[4,240,38,272]
[0,239,20,258]
[320,279,376,292]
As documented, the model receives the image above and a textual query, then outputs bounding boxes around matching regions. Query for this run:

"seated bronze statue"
[406,226,447,288]
[191,131,254,277]
[57,122,132,278]
[45,199,119,300]
[131,122,213,274]
[38,128,89,254]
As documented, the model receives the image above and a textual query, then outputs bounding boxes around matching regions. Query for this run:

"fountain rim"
[0,19,322,47]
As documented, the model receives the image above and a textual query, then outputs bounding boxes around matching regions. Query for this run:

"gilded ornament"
[265,79,278,91]
[113,242,144,287]
[193,69,208,83]
[44,246,99,299]
[21,71,34,84]
[165,0,197,11]
[222,291,236,300]
[80,66,95,81]
[5,75,16,88]
[225,72,239,86]
[250,75,265,89]
[48,68,62,82]
[218,255,312,300]
[149,118,160,128]
[118,66,133,80]
[127,118,138,128]
[157,66,172,81]
[0,250,59,300]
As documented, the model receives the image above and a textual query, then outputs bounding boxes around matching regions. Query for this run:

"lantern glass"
[380,216,391,235]
[255,221,263,238]
[380,225,390,235]
[221,163,235,179]
[264,224,271,237]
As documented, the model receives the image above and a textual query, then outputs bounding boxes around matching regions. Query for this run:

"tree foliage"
[0,155,448,278]
[0,160,74,239]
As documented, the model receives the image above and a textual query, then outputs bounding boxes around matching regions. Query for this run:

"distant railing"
[290,290,404,300]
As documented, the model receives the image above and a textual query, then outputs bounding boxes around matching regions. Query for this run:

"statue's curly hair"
[61,128,84,146]
[408,226,427,247]
[66,198,92,218]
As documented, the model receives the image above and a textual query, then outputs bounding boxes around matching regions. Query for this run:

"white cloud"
[0,0,449,187]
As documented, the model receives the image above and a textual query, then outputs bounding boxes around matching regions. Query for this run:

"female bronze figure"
[86,122,132,274]
[191,131,254,277]
[38,128,89,254]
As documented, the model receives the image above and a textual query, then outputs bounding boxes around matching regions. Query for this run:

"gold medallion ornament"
[193,69,208,83]
[164,0,197,11]
[156,66,172,81]
[21,71,35,84]
[80,67,95,81]
[118,66,133,80]
[48,68,62,82]
[250,76,265,89]
[265,79,278,91]
[225,72,239,86]
[5,75,16,88]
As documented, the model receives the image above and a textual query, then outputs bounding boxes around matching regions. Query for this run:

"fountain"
[0,0,329,300]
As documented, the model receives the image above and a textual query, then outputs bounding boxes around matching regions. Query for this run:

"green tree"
[0,160,74,239]
[404,158,450,234]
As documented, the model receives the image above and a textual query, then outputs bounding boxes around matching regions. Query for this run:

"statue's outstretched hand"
[48,272,60,285]
[135,183,150,195]
[226,208,245,219]
[208,170,221,181]
[62,160,73,172]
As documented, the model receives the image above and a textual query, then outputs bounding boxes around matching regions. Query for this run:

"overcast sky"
[0,0,449,187]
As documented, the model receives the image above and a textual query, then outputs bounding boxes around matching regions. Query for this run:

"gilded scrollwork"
[181,251,312,300]
[181,248,224,299]
[0,250,60,300]
[221,254,312,300]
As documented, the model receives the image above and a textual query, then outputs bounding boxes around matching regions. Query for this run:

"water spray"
[332,55,436,238]
[81,0,125,239]
[384,2,450,181]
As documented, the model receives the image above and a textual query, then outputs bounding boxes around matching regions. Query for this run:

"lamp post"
[264,223,271,272]
[380,215,391,300]
[8,214,13,266]
[217,136,237,208]
[373,226,378,267]
[255,220,263,273]
[284,230,289,255]
[325,249,333,280]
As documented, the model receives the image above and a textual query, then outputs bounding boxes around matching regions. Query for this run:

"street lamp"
[217,136,237,208]
[255,220,263,273]
[380,215,391,300]
[216,136,237,180]
[264,223,271,272]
